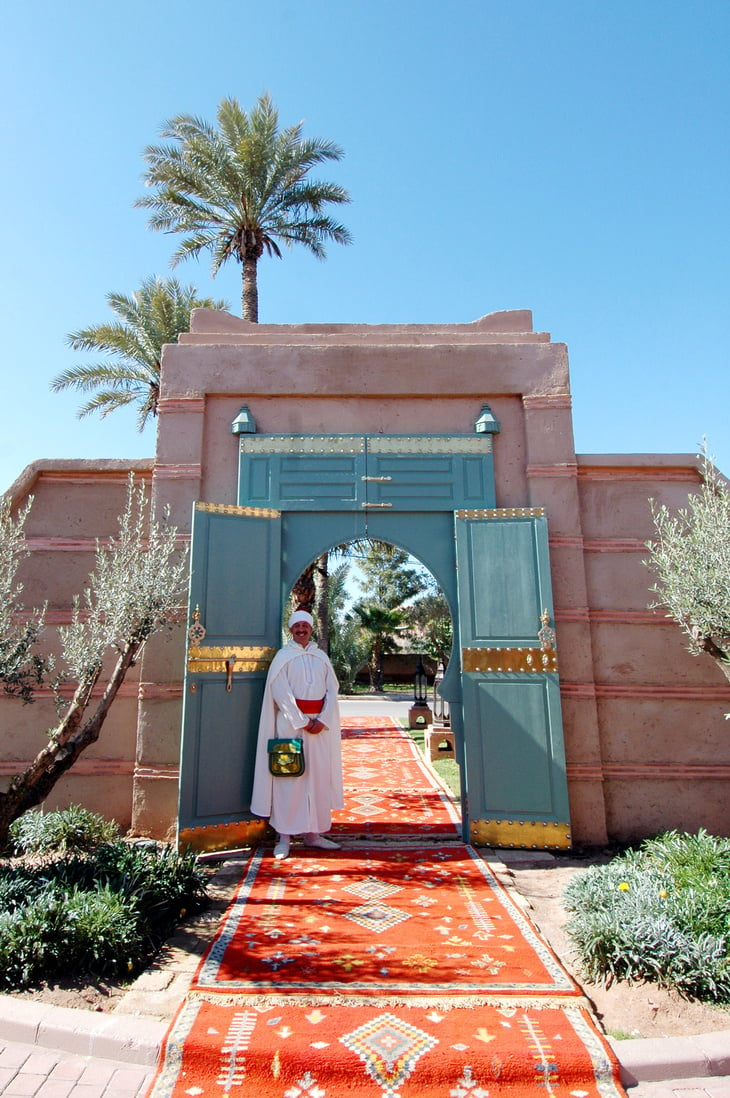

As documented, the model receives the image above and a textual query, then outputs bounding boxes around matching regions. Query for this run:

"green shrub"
[0,885,142,988]
[10,804,119,855]
[88,841,208,951]
[0,808,209,991]
[564,830,730,1003]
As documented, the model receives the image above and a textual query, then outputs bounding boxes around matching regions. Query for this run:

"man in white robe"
[250,609,344,860]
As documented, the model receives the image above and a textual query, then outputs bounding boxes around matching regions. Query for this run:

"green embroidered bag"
[267,737,305,777]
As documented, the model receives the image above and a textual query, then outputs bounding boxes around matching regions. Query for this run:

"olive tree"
[0,476,188,848]
[644,449,730,685]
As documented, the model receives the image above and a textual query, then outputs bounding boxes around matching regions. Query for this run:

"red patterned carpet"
[332,716,461,837]
[146,718,625,1097]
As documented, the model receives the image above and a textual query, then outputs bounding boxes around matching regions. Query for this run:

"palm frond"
[52,276,227,428]
[137,94,351,319]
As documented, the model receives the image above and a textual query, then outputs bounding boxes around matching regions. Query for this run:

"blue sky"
[2,0,728,494]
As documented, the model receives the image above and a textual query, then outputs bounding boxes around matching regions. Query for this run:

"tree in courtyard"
[0,476,188,849]
[353,604,406,692]
[326,562,369,692]
[352,542,426,690]
[356,542,425,610]
[0,499,50,705]
[407,587,453,667]
[136,93,352,322]
[51,276,226,431]
[644,448,730,685]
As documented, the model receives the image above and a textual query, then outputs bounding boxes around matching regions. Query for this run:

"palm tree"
[135,94,352,321]
[51,276,227,431]
[354,604,406,692]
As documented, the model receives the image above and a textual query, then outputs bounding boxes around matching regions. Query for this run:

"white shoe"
[274,838,290,860]
[304,833,341,850]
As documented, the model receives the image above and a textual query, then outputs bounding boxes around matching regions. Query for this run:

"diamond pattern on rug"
[332,716,461,836]
[144,715,626,1098]
[343,876,403,901]
[343,900,411,933]
[193,845,578,1002]
[340,1011,438,1095]
[147,999,627,1098]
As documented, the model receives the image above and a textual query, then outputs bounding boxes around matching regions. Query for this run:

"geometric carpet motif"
[148,998,627,1097]
[332,717,462,837]
[144,716,626,1097]
[192,845,580,1004]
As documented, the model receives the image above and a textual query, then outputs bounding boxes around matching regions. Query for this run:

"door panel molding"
[456,511,571,850]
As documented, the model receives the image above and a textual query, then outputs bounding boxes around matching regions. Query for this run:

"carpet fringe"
[188,988,593,1012]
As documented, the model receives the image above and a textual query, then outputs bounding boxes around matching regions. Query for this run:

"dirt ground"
[11,847,730,1041]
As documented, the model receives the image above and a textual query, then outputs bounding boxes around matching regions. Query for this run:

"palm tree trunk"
[292,563,316,614]
[242,258,258,322]
[314,553,329,652]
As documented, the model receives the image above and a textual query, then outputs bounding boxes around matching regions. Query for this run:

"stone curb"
[610,1030,730,1087]
[0,995,166,1066]
[2,992,729,1084]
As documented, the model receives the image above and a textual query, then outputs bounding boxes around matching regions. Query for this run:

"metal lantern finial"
[474,403,500,434]
[413,656,428,706]
[231,405,257,434]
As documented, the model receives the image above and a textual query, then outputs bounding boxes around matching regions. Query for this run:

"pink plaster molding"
[576,455,703,482]
[157,397,207,414]
[526,463,579,478]
[3,459,153,504]
[567,765,606,781]
[583,538,647,553]
[560,683,599,699]
[554,607,591,622]
[602,764,730,780]
[594,682,730,701]
[33,682,140,700]
[549,535,586,548]
[591,609,663,625]
[153,464,203,480]
[26,537,99,552]
[522,394,573,410]
[134,765,180,781]
[186,308,546,339]
[0,759,134,776]
[137,683,184,700]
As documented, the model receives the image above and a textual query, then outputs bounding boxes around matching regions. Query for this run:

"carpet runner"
[332,716,461,837]
[146,718,625,1097]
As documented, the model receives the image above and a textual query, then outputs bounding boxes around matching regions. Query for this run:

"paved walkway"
[1,847,728,1096]
[0,701,728,1095]
[0,1038,153,1098]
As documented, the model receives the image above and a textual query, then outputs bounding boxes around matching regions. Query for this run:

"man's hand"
[306,718,324,735]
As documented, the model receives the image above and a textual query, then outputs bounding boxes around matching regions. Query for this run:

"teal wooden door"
[237,435,496,511]
[178,503,281,853]
[455,508,571,849]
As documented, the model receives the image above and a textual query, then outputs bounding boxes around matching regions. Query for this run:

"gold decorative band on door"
[462,646,558,673]
[178,817,268,855]
[187,646,277,674]
[194,501,281,518]
[455,507,544,519]
[470,818,571,849]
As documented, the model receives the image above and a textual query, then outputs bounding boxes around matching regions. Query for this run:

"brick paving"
[0,1039,152,1098]
[0,834,728,1096]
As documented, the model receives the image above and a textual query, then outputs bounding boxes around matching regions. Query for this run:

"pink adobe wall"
[139,309,730,845]
[2,311,728,847]
[0,461,153,832]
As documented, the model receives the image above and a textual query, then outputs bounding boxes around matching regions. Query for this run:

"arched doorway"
[178,434,571,853]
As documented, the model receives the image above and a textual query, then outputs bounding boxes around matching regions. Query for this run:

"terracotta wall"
[0,461,153,830]
[3,310,729,846]
[575,456,730,840]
